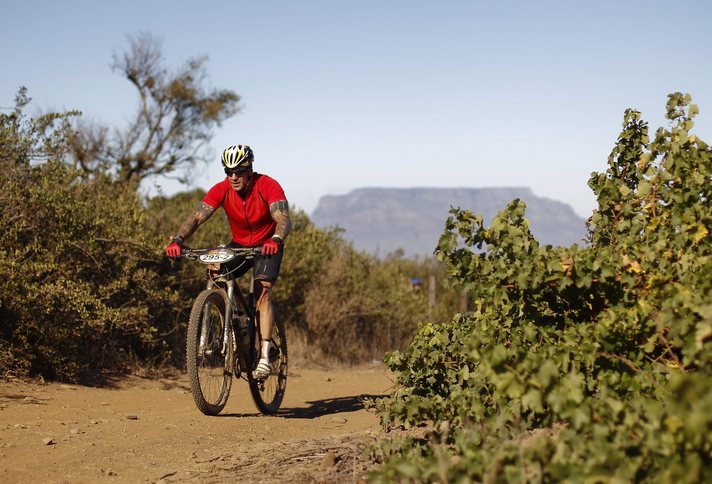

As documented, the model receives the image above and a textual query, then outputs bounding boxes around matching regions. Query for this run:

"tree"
[69,32,240,182]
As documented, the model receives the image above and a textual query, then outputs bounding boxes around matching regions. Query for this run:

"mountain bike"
[181,245,287,416]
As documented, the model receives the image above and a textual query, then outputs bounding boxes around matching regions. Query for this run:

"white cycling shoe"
[252,359,274,380]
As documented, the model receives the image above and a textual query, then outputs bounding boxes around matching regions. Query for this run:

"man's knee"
[256,280,272,306]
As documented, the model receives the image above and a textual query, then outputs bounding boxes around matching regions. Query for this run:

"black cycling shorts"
[224,240,284,283]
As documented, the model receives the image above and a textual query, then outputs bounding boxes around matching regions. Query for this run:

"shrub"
[371,93,712,482]
[0,159,179,380]
[0,90,179,381]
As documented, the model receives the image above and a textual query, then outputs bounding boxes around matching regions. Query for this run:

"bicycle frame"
[184,245,261,376]
[206,271,256,375]
[181,244,287,415]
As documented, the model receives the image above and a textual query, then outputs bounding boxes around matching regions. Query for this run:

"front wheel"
[186,288,233,415]
[248,315,288,414]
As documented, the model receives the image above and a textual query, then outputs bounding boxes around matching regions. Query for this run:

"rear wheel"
[186,289,233,415]
[248,315,288,414]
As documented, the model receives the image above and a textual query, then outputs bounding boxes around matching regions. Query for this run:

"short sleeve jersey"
[203,173,287,246]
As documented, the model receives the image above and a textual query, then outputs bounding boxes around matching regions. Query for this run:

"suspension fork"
[198,280,233,356]
[199,280,216,351]
[248,269,259,347]
[224,279,236,354]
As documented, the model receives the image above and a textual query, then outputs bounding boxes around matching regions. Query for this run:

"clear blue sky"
[2,0,710,218]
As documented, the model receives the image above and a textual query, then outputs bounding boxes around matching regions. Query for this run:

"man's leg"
[253,279,274,379]
[255,279,273,342]
[251,246,283,379]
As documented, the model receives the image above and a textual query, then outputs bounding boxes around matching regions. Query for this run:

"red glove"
[165,236,183,259]
[262,236,282,255]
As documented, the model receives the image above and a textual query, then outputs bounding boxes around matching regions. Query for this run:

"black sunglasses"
[225,168,249,177]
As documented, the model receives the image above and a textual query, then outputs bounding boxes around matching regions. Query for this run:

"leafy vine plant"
[370,93,712,483]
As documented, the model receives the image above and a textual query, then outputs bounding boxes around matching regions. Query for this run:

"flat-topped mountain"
[311,187,588,257]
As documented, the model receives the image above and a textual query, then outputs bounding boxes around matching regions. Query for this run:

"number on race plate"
[198,250,235,264]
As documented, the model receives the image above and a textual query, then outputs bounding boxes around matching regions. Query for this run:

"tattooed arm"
[269,200,292,241]
[173,202,216,241]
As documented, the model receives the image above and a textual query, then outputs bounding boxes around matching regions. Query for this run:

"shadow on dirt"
[72,368,186,389]
[216,394,387,419]
[158,379,191,392]
[0,394,49,405]
[278,394,387,419]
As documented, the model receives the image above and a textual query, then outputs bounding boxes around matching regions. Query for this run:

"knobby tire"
[248,315,288,414]
[186,288,234,415]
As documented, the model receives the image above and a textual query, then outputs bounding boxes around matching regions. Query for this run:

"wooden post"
[459,290,468,314]
[428,274,436,319]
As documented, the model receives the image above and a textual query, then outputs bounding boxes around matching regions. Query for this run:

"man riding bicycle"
[165,145,292,380]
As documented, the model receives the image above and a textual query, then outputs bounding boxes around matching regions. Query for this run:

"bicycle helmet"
[221,145,254,171]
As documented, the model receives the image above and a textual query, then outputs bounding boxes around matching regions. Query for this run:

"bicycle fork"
[197,281,234,358]
[224,280,236,357]
[199,299,211,355]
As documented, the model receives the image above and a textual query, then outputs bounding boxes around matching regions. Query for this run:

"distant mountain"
[311,187,588,257]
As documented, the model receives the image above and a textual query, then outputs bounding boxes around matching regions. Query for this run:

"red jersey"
[203,173,287,246]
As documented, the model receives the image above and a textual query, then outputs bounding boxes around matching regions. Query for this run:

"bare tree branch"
[69,32,240,183]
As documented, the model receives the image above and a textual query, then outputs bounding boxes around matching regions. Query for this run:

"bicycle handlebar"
[180,245,262,263]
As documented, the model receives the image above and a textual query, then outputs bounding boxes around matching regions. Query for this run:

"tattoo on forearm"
[177,202,216,239]
[270,201,292,240]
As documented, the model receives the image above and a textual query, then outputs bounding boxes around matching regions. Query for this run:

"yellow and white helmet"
[221,145,254,171]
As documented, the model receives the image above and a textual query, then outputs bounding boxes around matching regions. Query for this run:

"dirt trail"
[0,365,393,483]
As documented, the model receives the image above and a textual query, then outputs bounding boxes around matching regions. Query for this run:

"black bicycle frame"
[206,264,258,376]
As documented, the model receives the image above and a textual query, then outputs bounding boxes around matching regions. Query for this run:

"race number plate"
[198,248,236,264]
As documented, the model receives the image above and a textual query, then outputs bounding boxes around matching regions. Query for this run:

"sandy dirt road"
[0,365,393,483]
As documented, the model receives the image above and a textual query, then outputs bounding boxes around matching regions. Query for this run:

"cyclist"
[165,144,291,380]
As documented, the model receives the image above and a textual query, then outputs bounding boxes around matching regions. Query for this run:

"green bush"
[0,90,178,381]
[371,93,712,482]
[0,162,179,381]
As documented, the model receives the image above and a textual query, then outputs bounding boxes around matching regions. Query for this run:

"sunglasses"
[225,168,249,177]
